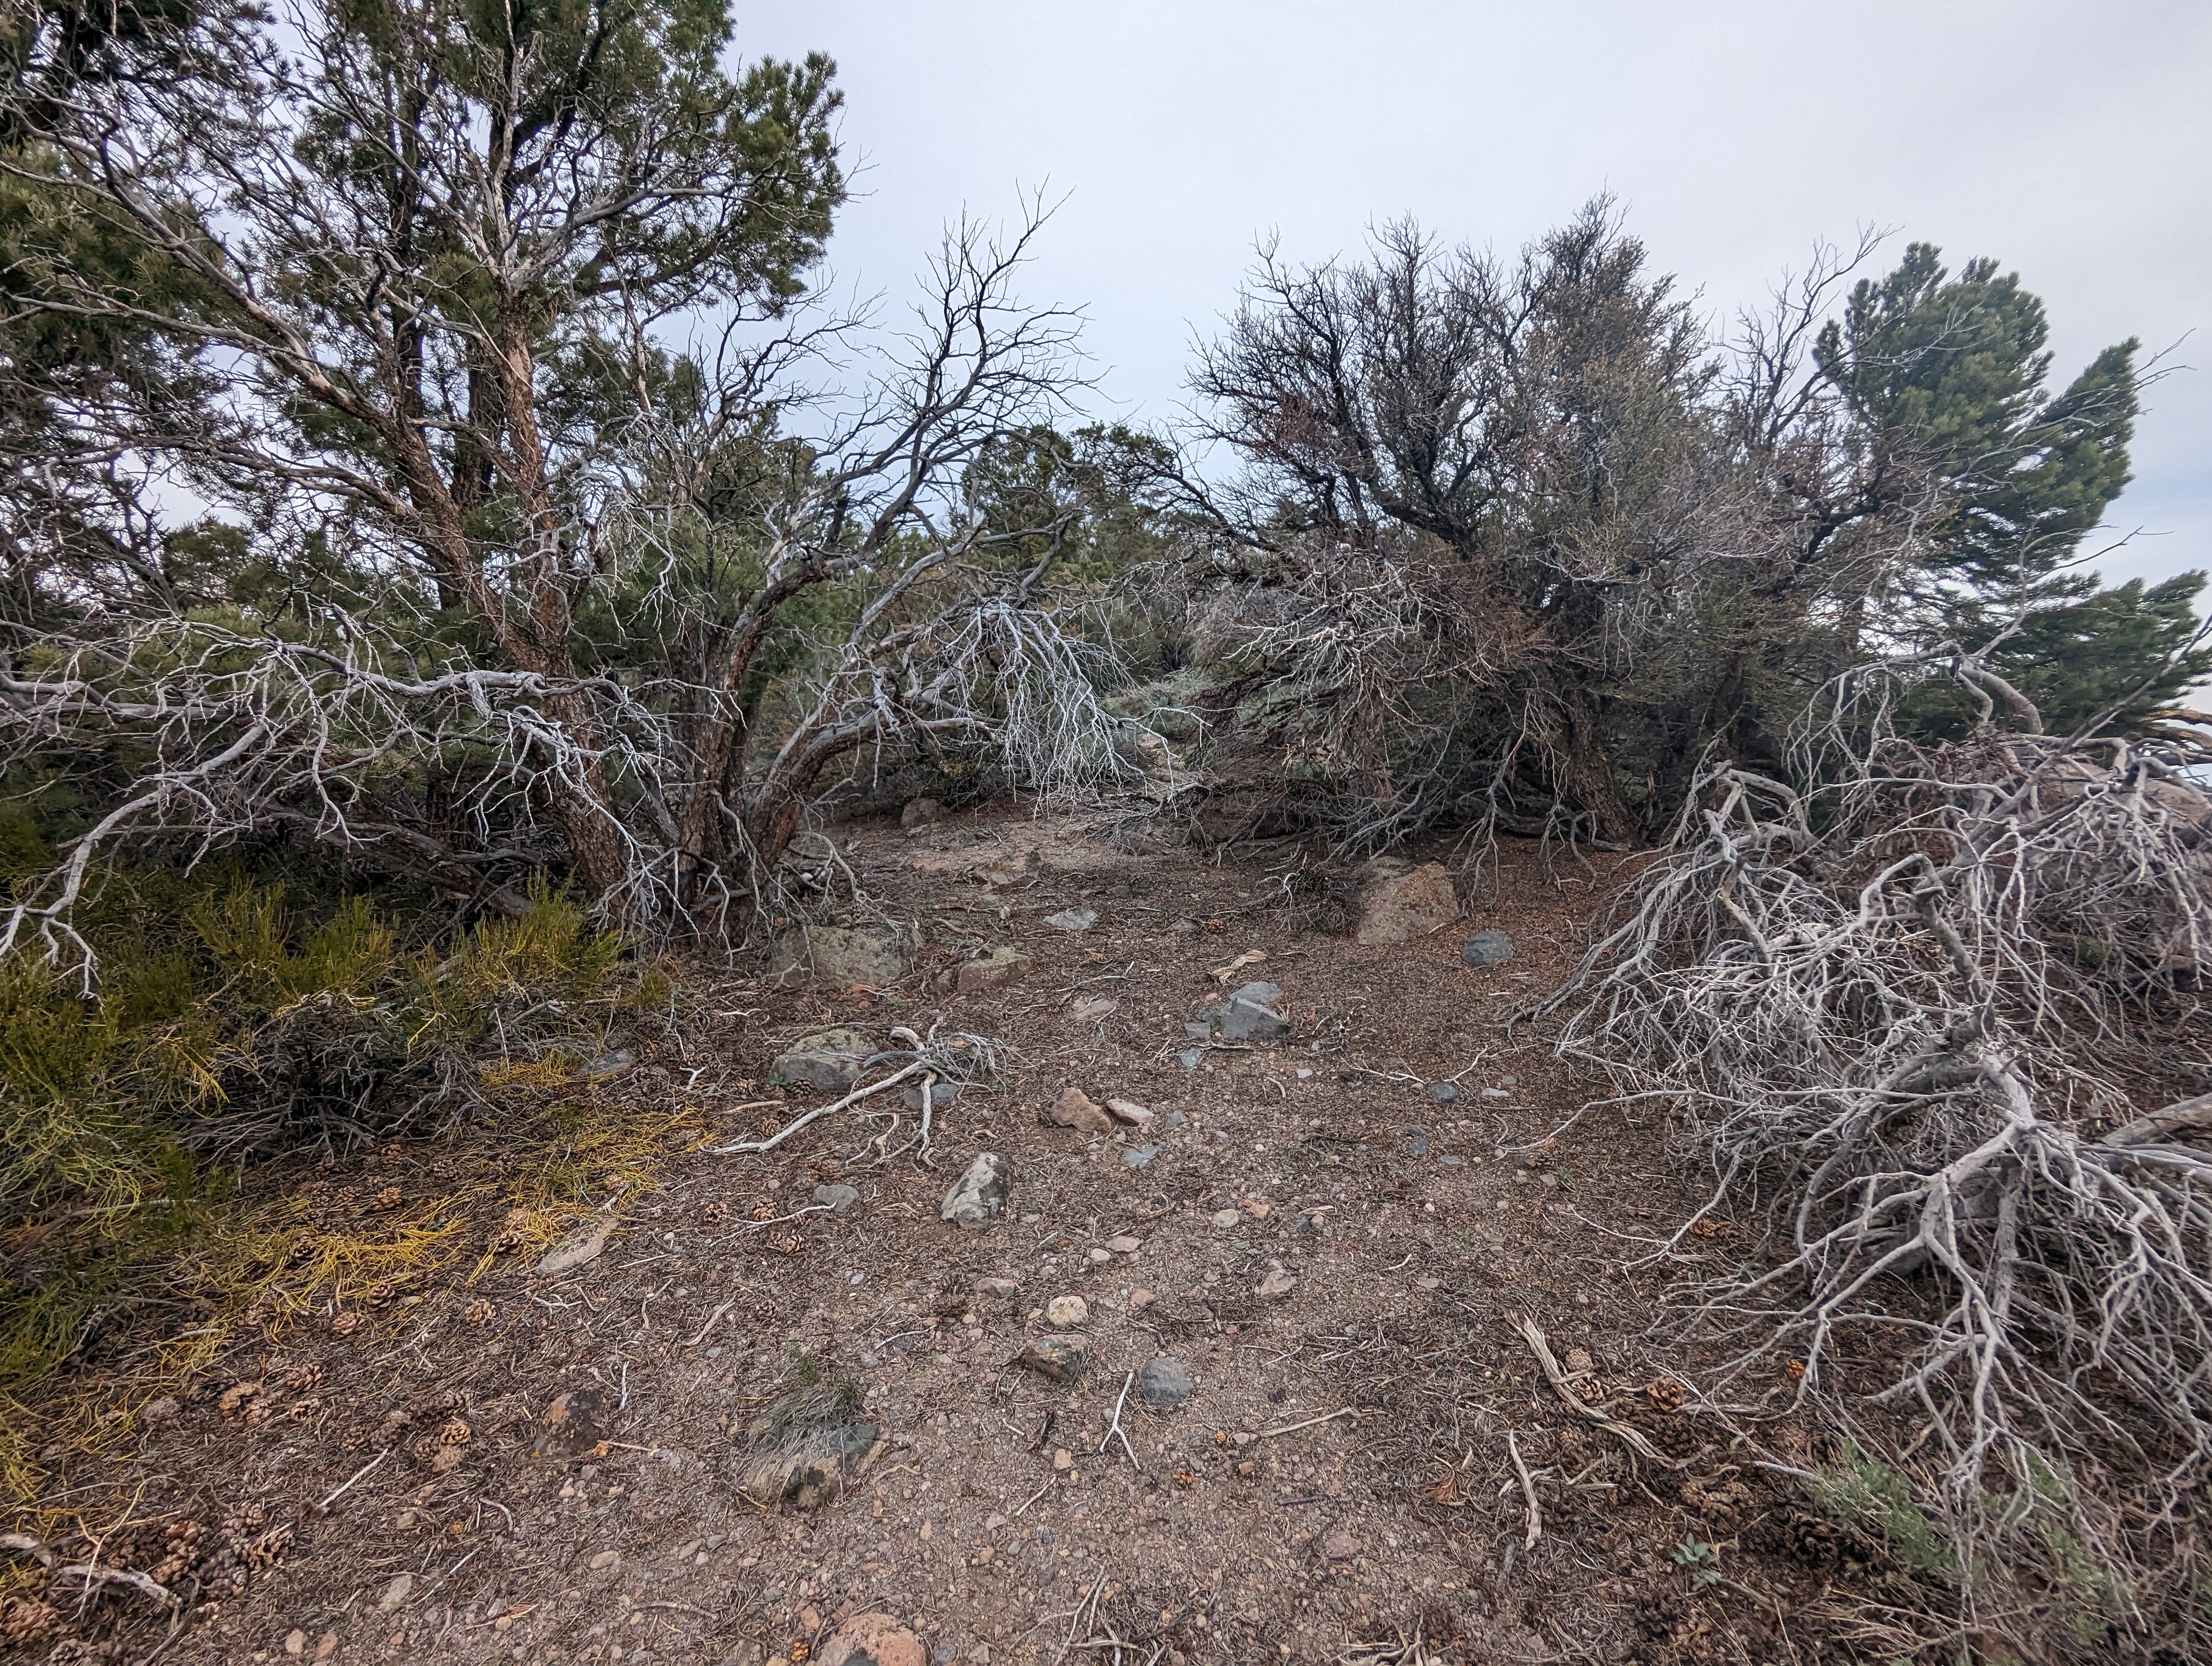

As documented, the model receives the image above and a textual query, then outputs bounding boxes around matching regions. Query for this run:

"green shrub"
[0,862,670,1457]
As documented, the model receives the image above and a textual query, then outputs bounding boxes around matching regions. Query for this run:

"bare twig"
[1507,1431,1542,1550]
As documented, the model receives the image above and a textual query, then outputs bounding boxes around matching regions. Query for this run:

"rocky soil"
[5,804,1906,1665]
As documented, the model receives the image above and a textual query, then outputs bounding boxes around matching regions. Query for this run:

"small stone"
[1257,1265,1297,1298]
[1322,1527,1359,1561]
[1046,1295,1089,1327]
[941,1153,1011,1229]
[812,1183,860,1214]
[1481,1087,1511,1100]
[1187,981,1290,1042]
[1163,1110,1189,1130]
[377,1572,414,1613]
[1052,1447,1073,1471]
[975,1277,1020,1303]
[956,945,1031,994]
[1460,931,1515,968]
[589,1549,620,1571]
[1017,1336,1086,1383]
[1041,1087,1114,1133]
[1044,907,1098,932]
[1244,1199,1272,1218]
[1427,1081,1458,1105]
[1108,883,1131,898]
[773,1028,872,1093]
[1136,1356,1194,1410]
[901,1079,964,1112]
[1178,1047,1204,1071]
[1104,1235,1142,1254]
[582,1048,635,1080]
[285,1629,307,1656]
[1121,1145,1159,1169]
[1104,1098,1153,1127]
[1070,994,1119,1021]
[1130,1288,1156,1308]
[1210,1208,1243,1230]
[1401,1127,1430,1158]
[818,1611,926,1666]
[1086,1247,1112,1265]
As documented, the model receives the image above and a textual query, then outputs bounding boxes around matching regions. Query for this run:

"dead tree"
[1542,638,2212,1644]
[1180,206,1917,855]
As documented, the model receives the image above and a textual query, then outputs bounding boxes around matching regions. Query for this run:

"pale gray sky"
[746,1,2211,589]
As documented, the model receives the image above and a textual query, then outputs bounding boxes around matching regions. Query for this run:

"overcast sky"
[744,0,2211,591]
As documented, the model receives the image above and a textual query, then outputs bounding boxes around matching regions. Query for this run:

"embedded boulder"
[769,924,916,988]
[773,1028,872,1094]
[1353,857,1460,946]
[956,945,1031,994]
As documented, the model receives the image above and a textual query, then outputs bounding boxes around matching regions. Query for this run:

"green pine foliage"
[1818,244,2208,736]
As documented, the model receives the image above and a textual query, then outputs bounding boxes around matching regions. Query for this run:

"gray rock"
[1122,1144,1159,1169]
[1427,1081,1459,1105]
[377,1571,414,1613]
[1108,884,1131,898]
[1178,1048,1204,1072]
[582,1048,634,1080]
[1136,1356,1194,1411]
[1460,931,1515,968]
[812,1183,860,1214]
[769,924,916,988]
[901,1079,964,1112]
[773,1027,871,1093]
[1401,1126,1430,1158]
[1163,1109,1189,1129]
[1044,907,1098,932]
[1187,980,1290,1042]
[941,1152,1011,1228]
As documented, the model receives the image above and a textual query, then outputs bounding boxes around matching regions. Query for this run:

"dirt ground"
[9,803,1917,1665]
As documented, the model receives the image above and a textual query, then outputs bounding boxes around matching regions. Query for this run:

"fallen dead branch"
[705,1028,1002,1158]
[0,1534,180,1610]
[1506,1430,1542,1549]
[1513,1317,1686,1470]
[1253,1406,1357,1439]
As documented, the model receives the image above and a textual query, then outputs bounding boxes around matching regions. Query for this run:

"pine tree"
[1817,244,2207,734]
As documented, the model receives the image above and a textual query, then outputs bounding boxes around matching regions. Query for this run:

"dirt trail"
[18,806,1876,1665]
